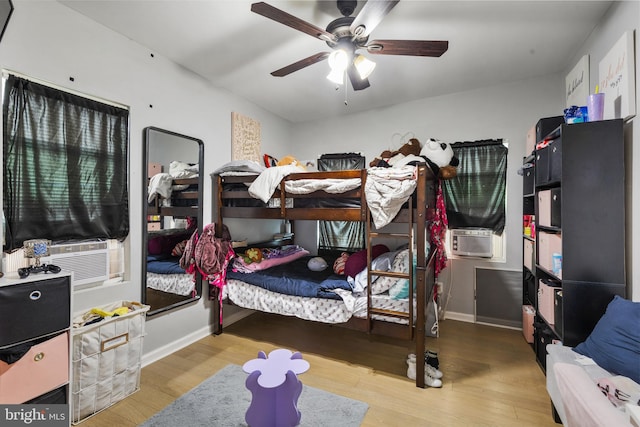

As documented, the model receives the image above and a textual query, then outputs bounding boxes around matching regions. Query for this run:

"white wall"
[0,0,291,359]
[290,74,565,318]
[562,1,639,301]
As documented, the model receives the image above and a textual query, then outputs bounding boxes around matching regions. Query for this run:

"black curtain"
[443,139,507,234]
[3,75,129,250]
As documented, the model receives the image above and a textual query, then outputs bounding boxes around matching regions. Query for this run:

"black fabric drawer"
[535,146,550,186]
[554,290,563,337]
[0,275,70,347]
[523,166,535,195]
[26,385,67,404]
[536,116,564,142]
[549,139,562,183]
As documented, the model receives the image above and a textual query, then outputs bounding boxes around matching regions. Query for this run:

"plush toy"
[369,138,422,167]
[420,138,459,179]
[277,155,306,169]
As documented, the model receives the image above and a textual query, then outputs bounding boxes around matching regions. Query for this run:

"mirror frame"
[142,126,204,316]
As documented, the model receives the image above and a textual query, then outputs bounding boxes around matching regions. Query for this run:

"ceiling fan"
[251,0,449,91]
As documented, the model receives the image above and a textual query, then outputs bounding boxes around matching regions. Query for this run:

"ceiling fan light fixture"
[354,54,376,79]
[326,68,345,85]
[328,49,349,72]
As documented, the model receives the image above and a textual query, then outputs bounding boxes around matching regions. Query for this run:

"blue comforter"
[226,256,351,300]
[147,256,185,274]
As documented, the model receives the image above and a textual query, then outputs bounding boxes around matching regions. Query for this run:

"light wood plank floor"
[79,312,558,427]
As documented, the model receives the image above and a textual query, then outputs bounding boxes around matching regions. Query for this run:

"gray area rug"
[140,364,368,427]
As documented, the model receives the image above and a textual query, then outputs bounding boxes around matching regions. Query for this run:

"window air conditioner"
[41,241,109,287]
[451,229,493,258]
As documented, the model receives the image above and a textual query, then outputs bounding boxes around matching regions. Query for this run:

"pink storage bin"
[522,305,535,343]
[538,231,562,277]
[538,190,551,227]
[538,281,560,325]
[0,332,69,403]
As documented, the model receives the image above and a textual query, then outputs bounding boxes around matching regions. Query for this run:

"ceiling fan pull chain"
[344,70,348,105]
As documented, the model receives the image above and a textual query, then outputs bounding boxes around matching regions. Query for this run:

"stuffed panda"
[420,138,459,179]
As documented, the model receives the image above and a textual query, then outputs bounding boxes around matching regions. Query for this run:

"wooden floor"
[79,312,558,427]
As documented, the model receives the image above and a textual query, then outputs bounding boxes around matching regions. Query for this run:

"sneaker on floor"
[408,353,443,379]
[425,350,440,369]
[406,355,443,388]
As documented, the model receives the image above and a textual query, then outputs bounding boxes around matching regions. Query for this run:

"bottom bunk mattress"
[147,272,195,296]
[146,256,195,296]
[224,248,422,325]
[225,280,415,325]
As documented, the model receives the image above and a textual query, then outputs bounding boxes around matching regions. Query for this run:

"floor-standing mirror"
[142,127,203,315]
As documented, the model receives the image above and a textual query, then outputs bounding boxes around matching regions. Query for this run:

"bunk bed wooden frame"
[145,175,202,308]
[147,177,200,219]
[212,164,437,388]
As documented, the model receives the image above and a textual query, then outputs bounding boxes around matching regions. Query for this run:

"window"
[443,139,507,258]
[443,139,507,233]
[2,73,129,251]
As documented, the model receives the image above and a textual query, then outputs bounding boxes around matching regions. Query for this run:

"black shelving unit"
[531,119,626,371]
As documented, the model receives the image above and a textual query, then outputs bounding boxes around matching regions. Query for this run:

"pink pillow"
[344,245,389,278]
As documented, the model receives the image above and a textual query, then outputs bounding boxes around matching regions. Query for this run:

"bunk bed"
[212,162,438,388]
[146,172,199,299]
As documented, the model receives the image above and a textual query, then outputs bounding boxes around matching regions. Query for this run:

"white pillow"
[212,160,265,175]
[307,257,328,272]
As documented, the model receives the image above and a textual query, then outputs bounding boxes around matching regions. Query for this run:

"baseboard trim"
[442,311,475,323]
[141,308,255,367]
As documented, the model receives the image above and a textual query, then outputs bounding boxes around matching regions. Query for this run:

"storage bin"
[0,275,70,347]
[534,323,556,372]
[535,146,550,185]
[70,301,149,424]
[538,280,560,325]
[0,332,69,404]
[523,239,534,271]
[549,139,562,183]
[538,190,552,227]
[554,290,563,336]
[26,385,68,404]
[523,166,535,195]
[538,231,562,277]
[522,305,535,343]
[535,116,564,143]
[526,124,536,155]
[538,189,561,228]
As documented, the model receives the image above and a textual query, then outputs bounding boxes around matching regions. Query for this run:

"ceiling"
[59,1,613,123]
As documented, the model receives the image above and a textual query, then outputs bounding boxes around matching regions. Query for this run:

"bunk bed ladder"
[365,196,414,341]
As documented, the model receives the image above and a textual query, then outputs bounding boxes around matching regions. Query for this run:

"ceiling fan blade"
[271,52,330,77]
[347,66,370,91]
[350,0,399,38]
[251,2,337,43]
[367,39,449,57]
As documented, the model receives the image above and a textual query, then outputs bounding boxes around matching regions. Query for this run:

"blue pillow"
[573,295,640,383]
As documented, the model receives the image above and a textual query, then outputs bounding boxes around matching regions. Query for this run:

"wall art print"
[565,55,589,108]
[231,112,261,162]
[598,31,636,121]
